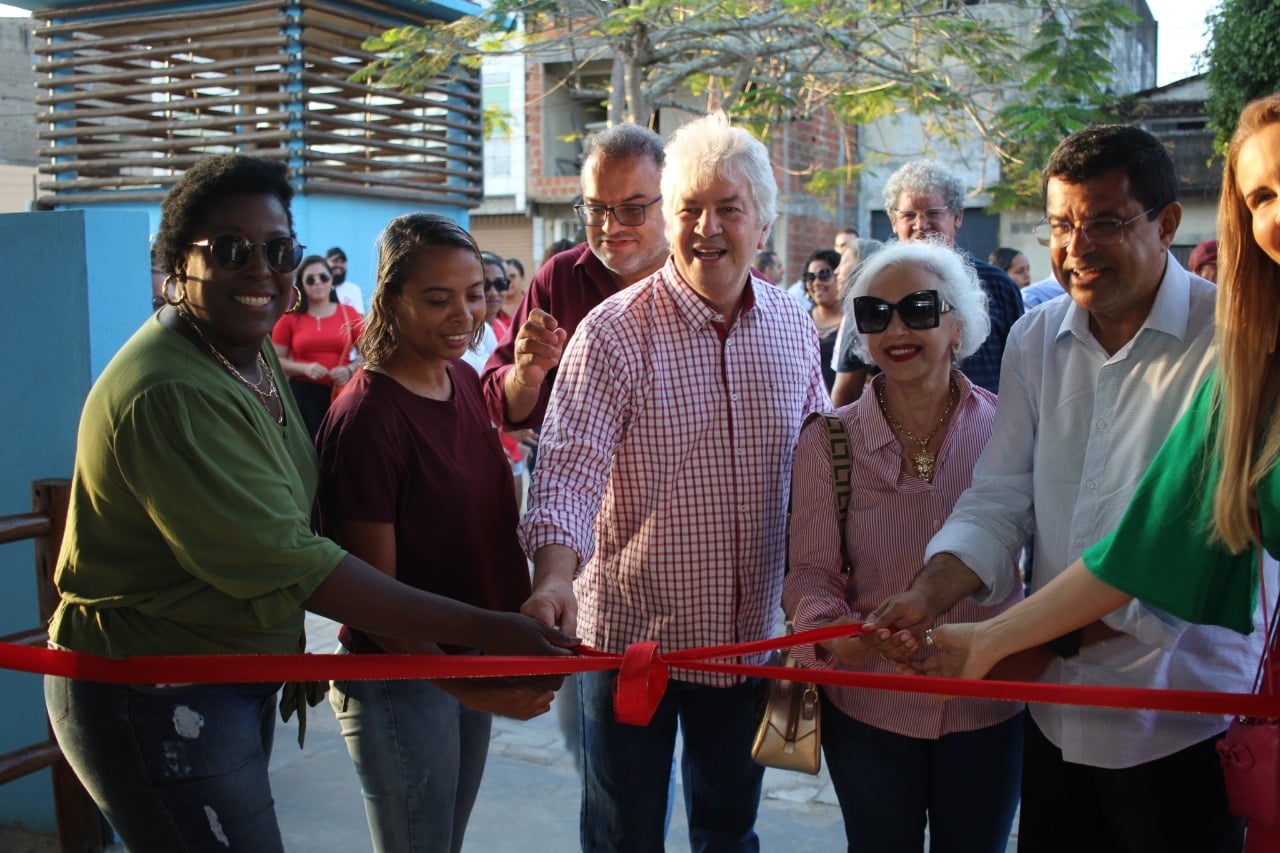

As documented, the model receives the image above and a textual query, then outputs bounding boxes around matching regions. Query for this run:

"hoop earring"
[951,340,961,361]
[163,274,186,307]
[289,286,303,313]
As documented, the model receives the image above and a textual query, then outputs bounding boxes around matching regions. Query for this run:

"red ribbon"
[7,622,1280,721]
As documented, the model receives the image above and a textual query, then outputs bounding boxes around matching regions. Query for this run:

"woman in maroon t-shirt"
[314,214,559,852]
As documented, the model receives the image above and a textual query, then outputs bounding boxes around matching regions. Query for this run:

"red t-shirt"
[271,305,363,386]
[315,364,530,654]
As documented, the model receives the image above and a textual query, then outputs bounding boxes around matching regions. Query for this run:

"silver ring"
[923,628,935,647]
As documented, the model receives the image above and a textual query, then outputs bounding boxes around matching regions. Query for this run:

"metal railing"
[0,479,103,852]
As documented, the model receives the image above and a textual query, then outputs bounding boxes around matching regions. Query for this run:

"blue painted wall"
[0,208,147,830]
[292,194,471,305]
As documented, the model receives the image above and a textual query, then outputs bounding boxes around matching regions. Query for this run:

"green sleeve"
[1083,377,1257,634]
[112,380,342,627]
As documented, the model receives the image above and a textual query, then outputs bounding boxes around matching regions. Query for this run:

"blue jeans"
[45,675,283,852]
[821,694,1023,853]
[579,670,764,853]
[330,676,491,853]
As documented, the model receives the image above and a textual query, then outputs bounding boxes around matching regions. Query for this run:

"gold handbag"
[751,413,851,775]
[751,629,822,773]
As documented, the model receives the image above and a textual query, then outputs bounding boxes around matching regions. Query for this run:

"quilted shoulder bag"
[752,412,851,774]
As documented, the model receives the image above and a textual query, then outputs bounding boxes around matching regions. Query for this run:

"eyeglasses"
[892,207,953,228]
[484,277,510,292]
[189,236,305,274]
[1034,208,1155,248]
[573,196,662,228]
[303,273,331,287]
[853,289,952,334]
[802,268,836,284]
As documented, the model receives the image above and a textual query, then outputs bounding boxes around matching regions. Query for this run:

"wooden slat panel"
[36,34,286,72]
[40,128,292,158]
[303,148,480,179]
[38,71,291,106]
[38,92,291,122]
[35,0,287,40]
[304,178,483,204]
[298,71,481,120]
[40,111,293,141]
[307,111,482,154]
[42,51,290,88]
[303,128,479,164]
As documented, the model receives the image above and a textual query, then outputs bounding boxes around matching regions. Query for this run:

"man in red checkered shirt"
[519,112,830,852]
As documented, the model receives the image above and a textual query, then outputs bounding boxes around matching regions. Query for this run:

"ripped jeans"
[45,676,284,852]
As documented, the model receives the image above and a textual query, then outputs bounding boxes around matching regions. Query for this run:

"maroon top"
[481,242,621,429]
[316,365,530,654]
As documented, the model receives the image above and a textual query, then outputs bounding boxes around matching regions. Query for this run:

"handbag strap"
[1254,512,1280,697]
[799,411,852,571]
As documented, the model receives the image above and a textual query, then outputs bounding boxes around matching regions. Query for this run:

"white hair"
[845,238,989,363]
[661,112,777,248]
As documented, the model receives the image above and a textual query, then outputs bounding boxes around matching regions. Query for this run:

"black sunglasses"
[189,236,305,274]
[853,289,952,334]
[485,277,511,292]
[802,268,836,284]
[304,272,331,287]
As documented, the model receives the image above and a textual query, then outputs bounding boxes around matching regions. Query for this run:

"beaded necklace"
[178,309,284,426]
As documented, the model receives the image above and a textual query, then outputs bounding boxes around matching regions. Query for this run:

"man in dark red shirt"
[481,124,671,429]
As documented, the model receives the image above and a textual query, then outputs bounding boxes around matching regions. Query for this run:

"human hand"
[510,309,568,393]
[863,589,934,635]
[486,611,579,658]
[328,364,353,385]
[442,678,557,720]
[819,616,889,667]
[903,622,997,680]
[520,576,578,637]
[304,362,330,381]
[508,428,539,447]
[861,589,934,661]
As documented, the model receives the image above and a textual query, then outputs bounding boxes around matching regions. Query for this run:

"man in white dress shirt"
[869,125,1261,853]
[324,246,365,314]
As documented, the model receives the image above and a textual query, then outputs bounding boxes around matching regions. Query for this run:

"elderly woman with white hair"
[783,238,1023,853]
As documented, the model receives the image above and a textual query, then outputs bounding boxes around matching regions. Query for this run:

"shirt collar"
[1057,251,1195,345]
[660,256,758,331]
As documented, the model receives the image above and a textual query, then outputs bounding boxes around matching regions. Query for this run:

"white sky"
[0,1,1219,86]
[1147,0,1219,85]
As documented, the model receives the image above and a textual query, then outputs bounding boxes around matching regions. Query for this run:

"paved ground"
[2,613,1018,851]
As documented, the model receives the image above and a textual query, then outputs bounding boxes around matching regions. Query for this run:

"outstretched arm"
[914,558,1132,679]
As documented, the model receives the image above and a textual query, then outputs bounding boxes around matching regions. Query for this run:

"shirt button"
[1085,480,1096,490]
[1096,419,1107,430]
[731,393,739,401]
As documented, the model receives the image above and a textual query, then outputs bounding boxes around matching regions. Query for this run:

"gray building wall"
[0,18,37,167]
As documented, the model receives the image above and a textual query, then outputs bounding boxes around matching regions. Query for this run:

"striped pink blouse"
[783,371,1024,738]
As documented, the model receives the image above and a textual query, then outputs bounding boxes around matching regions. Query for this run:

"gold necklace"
[876,379,956,481]
[178,309,284,426]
